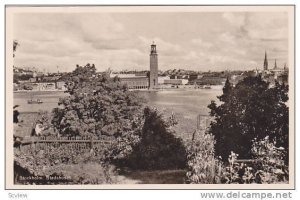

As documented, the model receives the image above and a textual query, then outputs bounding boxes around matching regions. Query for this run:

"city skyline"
[13,11,289,72]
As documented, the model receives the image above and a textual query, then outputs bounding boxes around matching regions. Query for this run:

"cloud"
[138,36,182,56]
[218,32,236,44]
[222,12,288,41]
[79,14,125,42]
[222,12,247,27]
[13,11,290,72]
[190,39,213,48]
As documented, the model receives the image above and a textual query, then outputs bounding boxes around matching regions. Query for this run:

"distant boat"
[27,95,43,104]
[204,85,211,89]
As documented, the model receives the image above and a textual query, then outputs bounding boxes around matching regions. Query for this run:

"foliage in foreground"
[14,146,117,184]
[124,107,187,170]
[52,63,145,160]
[21,64,188,174]
[186,130,223,184]
[186,134,288,184]
[208,76,289,160]
[251,136,288,183]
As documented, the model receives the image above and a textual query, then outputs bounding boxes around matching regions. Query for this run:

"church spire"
[274,59,277,69]
[263,51,268,70]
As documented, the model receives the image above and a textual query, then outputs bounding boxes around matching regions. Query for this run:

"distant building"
[260,51,289,84]
[26,82,56,91]
[42,76,60,82]
[110,74,138,79]
[32,71,44,78]
[108,43,161,90]
[188,74,199,81]
[56,81,66,90]
[120,76,149,90]
[164,79,188,85]
[191,76,226,86]
[158,76,170,84]
[110,73,149,90]
[277,73,288,85]
[29,77,37,82]
[149,42,158,89]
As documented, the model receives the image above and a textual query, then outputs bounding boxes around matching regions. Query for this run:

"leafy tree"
[52,63,145,160]
[208,76,289,160]
[125,107,187,170]
[13,40,19,57]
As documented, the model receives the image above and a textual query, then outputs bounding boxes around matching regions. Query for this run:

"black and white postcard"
[5,5,295,189]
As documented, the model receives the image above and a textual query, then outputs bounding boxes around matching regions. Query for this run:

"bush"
[251,136,288,183]
[51,64,145,161]
[124,107,187,170]
[219,137,288,184]
[208,76,289,160]
[220,151,249,184]
[44,163,118,184]
[14,145,118,184]
[186,130,223,184]
[15,144,105,174]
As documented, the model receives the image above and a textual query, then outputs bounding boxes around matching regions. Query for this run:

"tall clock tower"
[149,42,158,89]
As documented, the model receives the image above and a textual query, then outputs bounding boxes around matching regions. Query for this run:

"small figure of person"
[13,105,20,124]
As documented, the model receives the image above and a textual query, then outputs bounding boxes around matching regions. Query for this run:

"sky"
[13,11,289,72]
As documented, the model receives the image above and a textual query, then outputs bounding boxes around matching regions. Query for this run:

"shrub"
[220,151,249,184]
[186,130,223,184]
[14,146,118,184]
[125,107,187,170]
[44,163,118,184]
[220,137,288,184]
[251,136,288,183]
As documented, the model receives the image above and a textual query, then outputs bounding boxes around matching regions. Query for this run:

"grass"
[16,162,119,185]
[46,162,118,184]
[119,169,187,184]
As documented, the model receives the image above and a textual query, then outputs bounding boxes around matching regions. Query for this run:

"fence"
[16,136,113,152]
[196,114,212,131]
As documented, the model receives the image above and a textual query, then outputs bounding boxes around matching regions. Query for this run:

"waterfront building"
[163,79,188,85]
[191,76,226,86]
[109,43,159,90]
[158,76,170,84]
[110,73,149,90]
[28,82,56,91]
[56,81,67,90]
[120,76,149,90]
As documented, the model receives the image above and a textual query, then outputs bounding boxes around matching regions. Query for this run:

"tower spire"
[274,59,277,69]
[149,43,158,89]
[263,51,268,70]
